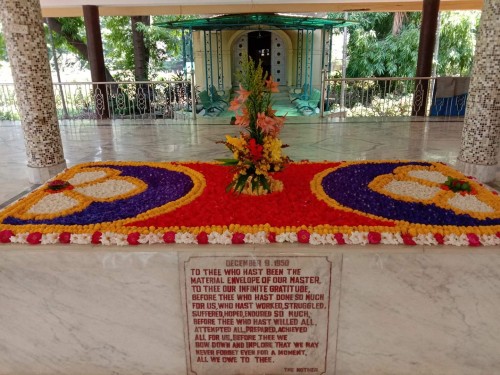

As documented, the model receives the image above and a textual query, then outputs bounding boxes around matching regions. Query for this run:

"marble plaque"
[181,255,333,375]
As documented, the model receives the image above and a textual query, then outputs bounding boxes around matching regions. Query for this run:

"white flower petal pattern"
[75,179,138,199]
[383,180,441,200]
[448,194,494,213]
[68,170,108,185]
[27,194,79,215]
[407,170,447,184]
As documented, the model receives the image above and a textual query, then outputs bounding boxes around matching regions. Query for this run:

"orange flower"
[235,109,250,127]
[236,84,251,102]
[265,76,279,93]
[229,99,241,111]
[274,115,286,131]
[256,112,277,134]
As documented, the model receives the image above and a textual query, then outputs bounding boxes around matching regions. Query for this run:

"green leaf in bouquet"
[215,158,239,166]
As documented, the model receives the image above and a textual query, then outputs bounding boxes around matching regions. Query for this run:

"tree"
[437,11,480,76]
[102,15,190,80]
[45,17,115,82]
[0,15,194,81]
[330,11,479,78]
[329,12,421,78]
[131,16,150,81]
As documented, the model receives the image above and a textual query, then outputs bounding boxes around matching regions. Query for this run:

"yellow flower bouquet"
[218,57,290,195]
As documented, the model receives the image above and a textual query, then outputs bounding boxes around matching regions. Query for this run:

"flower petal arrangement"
[1,160,500,247]
[218,56,290,195]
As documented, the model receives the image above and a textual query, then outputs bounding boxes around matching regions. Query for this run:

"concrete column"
[0,0,66,184]
[412,0,440,116]
[456,0,500,182]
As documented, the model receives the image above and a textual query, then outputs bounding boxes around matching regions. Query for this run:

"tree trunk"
[392,12,407,36]
[45,18,115,82]
[131,16,150,81]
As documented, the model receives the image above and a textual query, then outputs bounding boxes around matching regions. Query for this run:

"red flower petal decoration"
[27,232,42,245]
[402,233,416,246]
[268,232,276,243]
[466,233,481,247]
[197,231,209,244]
[368,231,381,244]
[163,231,176,243]
[232,232,245,244]
[91,231,102,244]
[297,229,310,244]
[334,233,346,245]
[0,229,14,243]
[434,233,445,245]
[127,232,141,245]
[59,232,71,244]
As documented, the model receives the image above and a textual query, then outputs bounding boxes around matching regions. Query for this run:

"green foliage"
[0,31,7,61]
[47,18,86,56]
[0,40,6,61]
[443,176,472,193]
[102,15,194,80]
[102,16,134,79]
[437,11,480,76]
[330,11,479,78]
[331,12,421,78]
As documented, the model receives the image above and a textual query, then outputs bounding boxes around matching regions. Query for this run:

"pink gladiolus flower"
[236,84,251,101]
[265,76,279,93]
[229,99,241,111]
[256,112,277,134]
[235,113,250,127]
[274,115,286,131]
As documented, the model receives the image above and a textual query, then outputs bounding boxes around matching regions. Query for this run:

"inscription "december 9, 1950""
[183,255,332,375]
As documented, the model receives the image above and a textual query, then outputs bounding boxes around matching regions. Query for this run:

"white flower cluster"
[6,230,498,247]
[384,180,440,200]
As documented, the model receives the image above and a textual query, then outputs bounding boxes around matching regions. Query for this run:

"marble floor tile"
[1,117,481,205]
[336,253,500,375]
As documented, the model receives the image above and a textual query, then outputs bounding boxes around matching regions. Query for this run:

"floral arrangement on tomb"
[218,57,290,195]
[2,160,500,246]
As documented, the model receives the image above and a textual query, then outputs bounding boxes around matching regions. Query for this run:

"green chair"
[290,83,310,102]
[295,88,321,113]
[209,86,228,105]
[199,90,225,115]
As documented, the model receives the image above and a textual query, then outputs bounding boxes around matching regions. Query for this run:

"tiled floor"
[1,116,489,206]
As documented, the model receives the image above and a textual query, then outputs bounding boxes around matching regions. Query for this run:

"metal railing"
[0,80,196,121]
[320,75,469,118]
[1,76,469,121]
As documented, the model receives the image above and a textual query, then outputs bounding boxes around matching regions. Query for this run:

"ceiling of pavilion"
[155,13,356,30]
[39,0,482,17]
